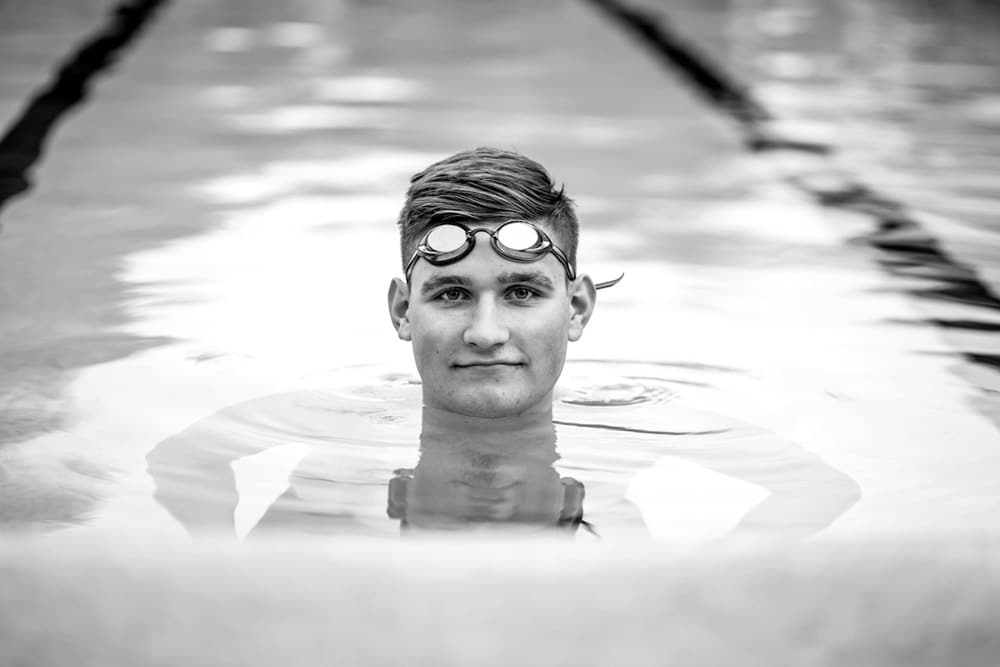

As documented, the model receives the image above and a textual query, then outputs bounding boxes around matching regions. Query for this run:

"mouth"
[453,362,524,369]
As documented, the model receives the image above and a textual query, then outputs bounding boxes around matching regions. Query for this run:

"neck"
[419,404,557,459]
[421,401,553,432]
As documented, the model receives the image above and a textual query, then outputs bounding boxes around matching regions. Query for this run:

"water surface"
[1,0,998,544]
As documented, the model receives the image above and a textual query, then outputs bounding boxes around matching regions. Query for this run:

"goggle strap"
[594,273,624,290]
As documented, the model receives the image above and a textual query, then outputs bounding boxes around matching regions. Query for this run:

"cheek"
[520,312,569,359]
[413,332,440,364]
[412,317,454,364]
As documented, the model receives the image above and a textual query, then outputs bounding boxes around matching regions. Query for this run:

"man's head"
[388,148,597,418]
[395,147,580,272]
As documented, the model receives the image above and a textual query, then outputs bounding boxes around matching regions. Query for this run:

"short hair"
[396,147,579,274]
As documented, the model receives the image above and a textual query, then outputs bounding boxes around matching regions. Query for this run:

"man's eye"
[437,288,468,302]
[507,286,538,301]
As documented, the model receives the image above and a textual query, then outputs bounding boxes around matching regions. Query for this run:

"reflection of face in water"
[387,406,585,533]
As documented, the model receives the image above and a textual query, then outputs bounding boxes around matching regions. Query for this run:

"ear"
[387,277,412,341]
[567,275,597,342]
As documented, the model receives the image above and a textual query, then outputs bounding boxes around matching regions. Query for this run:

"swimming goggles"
[404,220,623,289]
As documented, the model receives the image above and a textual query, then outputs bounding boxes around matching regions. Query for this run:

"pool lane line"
[583,0,828,154]
[0,0,170,222]
[585,0,1000,382]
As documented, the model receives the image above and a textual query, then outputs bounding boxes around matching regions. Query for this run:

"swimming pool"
[3,1,1000,664]
[2,0,999,546]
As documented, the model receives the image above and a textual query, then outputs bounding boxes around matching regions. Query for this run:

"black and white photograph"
[1,0,999,664]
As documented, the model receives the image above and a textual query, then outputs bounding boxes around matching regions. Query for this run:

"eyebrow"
[497,271,555,290]
[419,271,555,296]
[420,274,471,296]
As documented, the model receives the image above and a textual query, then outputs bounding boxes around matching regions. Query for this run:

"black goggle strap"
[594,272,624,290]
[544,244,576,282]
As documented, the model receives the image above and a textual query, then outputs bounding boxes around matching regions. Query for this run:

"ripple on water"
[290,359,751,440]
[559,377,677,407]
[553,359,747,438]
[302,358,736,414]
[147,360,860,542]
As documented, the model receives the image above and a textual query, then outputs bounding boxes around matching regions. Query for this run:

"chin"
[438,388,543,419]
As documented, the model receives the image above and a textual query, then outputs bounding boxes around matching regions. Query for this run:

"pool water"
[1,0,999,545]
[141,361,861,542]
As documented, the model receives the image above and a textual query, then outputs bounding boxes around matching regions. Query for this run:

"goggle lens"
[423,224,469,254]
[495,222,543,251]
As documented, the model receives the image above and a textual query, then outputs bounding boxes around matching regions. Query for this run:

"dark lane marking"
[583,0,770,129]
[586,0,1000,429]
[886,319,1000,334]
[0,0,169,220]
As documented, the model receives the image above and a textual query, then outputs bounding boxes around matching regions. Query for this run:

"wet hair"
[396,147,579,273]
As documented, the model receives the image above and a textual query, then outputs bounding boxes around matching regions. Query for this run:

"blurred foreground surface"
[2,537,1000,666]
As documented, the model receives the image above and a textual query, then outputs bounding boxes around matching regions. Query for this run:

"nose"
[463,298,510,349]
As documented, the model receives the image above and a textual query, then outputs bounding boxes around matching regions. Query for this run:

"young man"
[387,147,604,420]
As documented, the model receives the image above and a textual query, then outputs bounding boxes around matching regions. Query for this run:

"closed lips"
[455,362,522,367]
